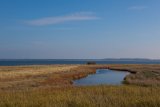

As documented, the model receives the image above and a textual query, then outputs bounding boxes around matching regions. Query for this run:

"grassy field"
[0,64,160,107]
[1,86,160,107]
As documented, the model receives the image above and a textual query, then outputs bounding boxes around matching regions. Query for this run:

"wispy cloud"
[25,12,99,26]
[128,6,148,10]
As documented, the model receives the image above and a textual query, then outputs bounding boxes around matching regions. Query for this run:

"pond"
[73,69,130,86]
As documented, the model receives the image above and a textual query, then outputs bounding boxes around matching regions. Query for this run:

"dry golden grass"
[0,64,160,107]
[0,65,80,90]
[0,85,160,107]
[0,65,96,90]
[106,64,160,86]
[1,64,160,90]
[0,65,78,79]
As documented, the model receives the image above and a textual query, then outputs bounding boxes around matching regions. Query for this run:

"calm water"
[0,59,160,66]
[73,69,130,86]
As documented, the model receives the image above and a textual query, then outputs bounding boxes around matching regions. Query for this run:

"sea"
[0,59,160,66]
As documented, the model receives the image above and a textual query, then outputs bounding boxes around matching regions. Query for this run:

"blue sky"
[0,0,160,59]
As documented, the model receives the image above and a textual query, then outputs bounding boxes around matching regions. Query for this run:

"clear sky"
[0,0,160,59]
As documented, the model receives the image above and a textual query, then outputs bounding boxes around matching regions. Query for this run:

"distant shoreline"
[1,59,160,66]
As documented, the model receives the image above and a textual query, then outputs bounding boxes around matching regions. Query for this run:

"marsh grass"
[1,64,160,89]
[0,65,96,90]
[0,65,78,79]
[0,85,160,107]
[1,65,160,107]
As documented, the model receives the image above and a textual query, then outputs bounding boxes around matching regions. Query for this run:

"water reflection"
[74,69,129,86]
